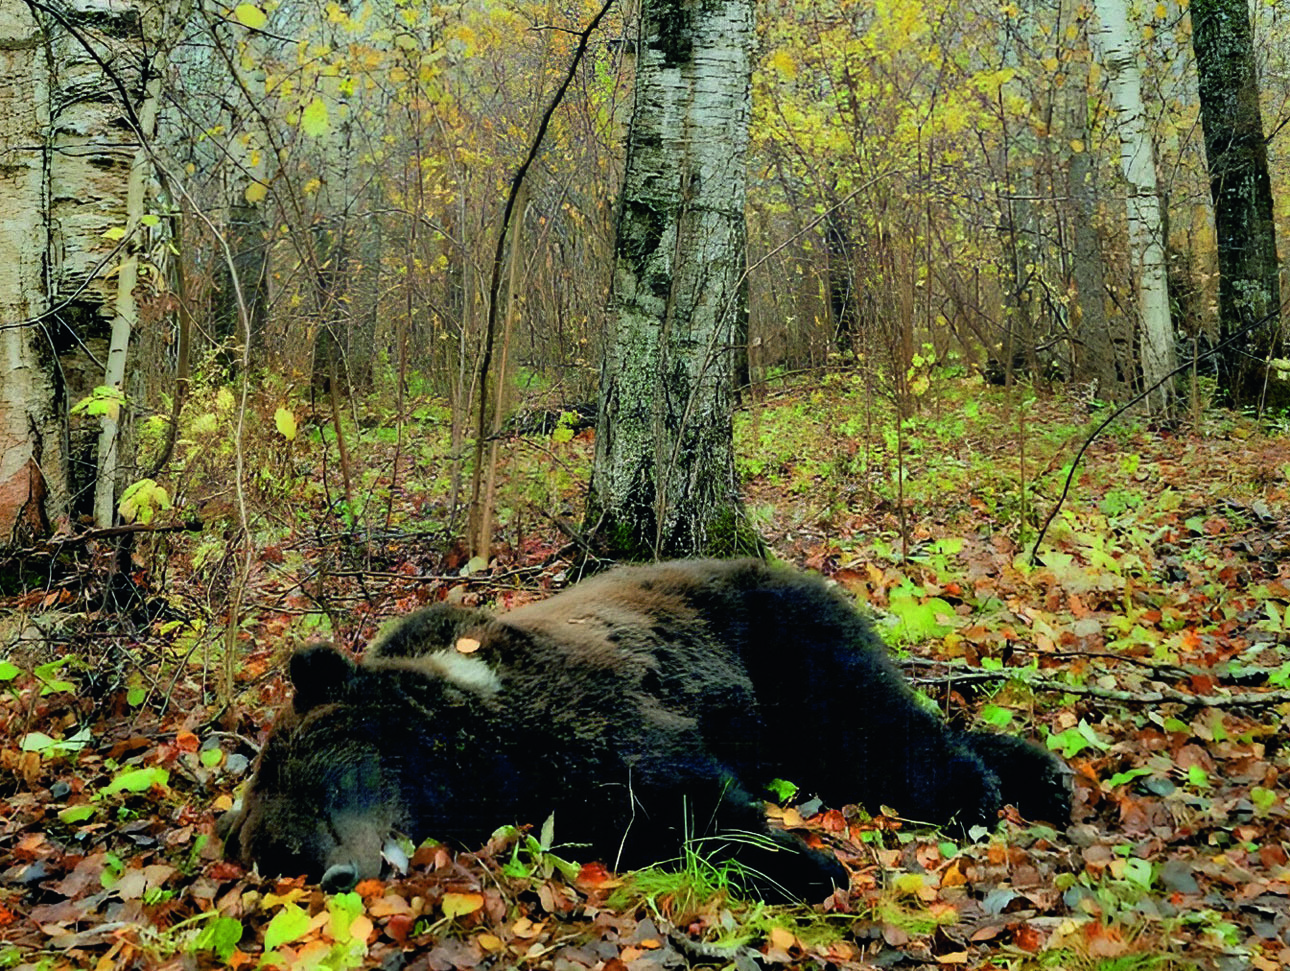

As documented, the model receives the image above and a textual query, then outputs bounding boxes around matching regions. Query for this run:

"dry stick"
[909,669,1290,708]
[467,0,617,557]
[328,358,355,510]
[1029,302,1290,564]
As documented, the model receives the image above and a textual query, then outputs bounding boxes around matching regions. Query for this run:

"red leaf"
[385,913,413,945]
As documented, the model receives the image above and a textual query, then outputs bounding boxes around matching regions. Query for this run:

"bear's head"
[219,645,408,892]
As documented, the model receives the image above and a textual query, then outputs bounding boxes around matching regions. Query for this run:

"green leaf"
[263,903,311,951]
[200,748,223,768]
[301,98,329,137]
[21,726,91,757]
[34,657,75,695]
[118,478,171,526]
[274,406,298,441]
[59,805,96,824]
[0,661,19,681]
[1048,720,1109,759]
[1186,765,1210,789]
[232,3,267,29]
[765,778,799,802]
[127,686,146,707]
[100,852,124,889]
[886,590,956,642]
[1251,786,1277,813]
[21,732,57,753]
[1121,857,1154,890]
[978,705,1013,729]
[328,892,363,940]
[103,766,169,795]
[1105,766,1152,788]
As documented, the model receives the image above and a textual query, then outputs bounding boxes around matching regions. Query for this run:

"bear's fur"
[221,559,1070,900]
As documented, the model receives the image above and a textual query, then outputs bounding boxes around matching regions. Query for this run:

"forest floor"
[2,371,1289,971]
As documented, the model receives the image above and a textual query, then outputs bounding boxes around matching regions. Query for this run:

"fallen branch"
[5,519,202,556]
[906,662,1290,707]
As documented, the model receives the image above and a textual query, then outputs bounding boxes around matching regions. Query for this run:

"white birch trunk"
[94,69,162,527]
[1091,0,1177,413]
[0,3,65,539]
[593,0,754,557]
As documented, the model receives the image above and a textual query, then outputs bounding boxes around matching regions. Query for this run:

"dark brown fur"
[221,560,1069,900]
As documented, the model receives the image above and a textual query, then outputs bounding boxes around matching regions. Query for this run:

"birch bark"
[0,2,63,540]
[1092,0,1178,414]
[591,0,754,558]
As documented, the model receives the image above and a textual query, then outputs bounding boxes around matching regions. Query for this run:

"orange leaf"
[768,926,797,951]
[441,892,483,919]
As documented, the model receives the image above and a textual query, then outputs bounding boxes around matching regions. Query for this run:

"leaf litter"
[2,384,1288,969]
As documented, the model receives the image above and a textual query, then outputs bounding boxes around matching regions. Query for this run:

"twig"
[1030,301,1290,563]
[905,662,1290,707]
[5,520,202,555]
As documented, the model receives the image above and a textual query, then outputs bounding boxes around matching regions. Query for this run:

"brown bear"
[220,559,1069,900]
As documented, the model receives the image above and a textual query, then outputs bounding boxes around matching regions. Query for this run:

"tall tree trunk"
[1092,0,1177,414]
[590,0,755,559]
[825,209,858,353]
[996,7,1039,383]
[213,197,269,375]
[0,2,65,542]
[94,22,168,528]
[2,0,178,540]
[1065,3,1123,397]
[1190,0,1284,407]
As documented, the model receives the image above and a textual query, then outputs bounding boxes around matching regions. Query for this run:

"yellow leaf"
[768,49,796,79]
[301,98,329,138]
[1154,3,1167,18]
[1070,138,1085,153]
[441,892,483,919]
[274,406,297,441]
[244,181,267,204]
[233,3,267,29]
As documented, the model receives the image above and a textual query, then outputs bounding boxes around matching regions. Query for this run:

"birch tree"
[0,0,180,542]
[1190,0,1284,407]
[590,0,755,558]
[0,2,63,542]
[1091,0,1177,414]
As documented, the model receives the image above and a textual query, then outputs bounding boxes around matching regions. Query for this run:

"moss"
[700,505,766,559]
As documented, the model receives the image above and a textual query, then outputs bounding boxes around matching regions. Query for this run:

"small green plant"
[70,385,126,418]
[494,814,581,881]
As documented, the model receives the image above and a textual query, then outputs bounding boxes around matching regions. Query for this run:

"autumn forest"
[1,0,1289,968]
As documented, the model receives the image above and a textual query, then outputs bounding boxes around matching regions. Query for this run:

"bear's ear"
[290,644,357,712]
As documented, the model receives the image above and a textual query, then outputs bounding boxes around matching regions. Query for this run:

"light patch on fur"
[454,637,481,654]
[424,650,501,695]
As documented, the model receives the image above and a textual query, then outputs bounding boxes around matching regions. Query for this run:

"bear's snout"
[320,861,359,893]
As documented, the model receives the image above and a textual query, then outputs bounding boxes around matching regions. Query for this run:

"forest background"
[1,0,1290,969]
